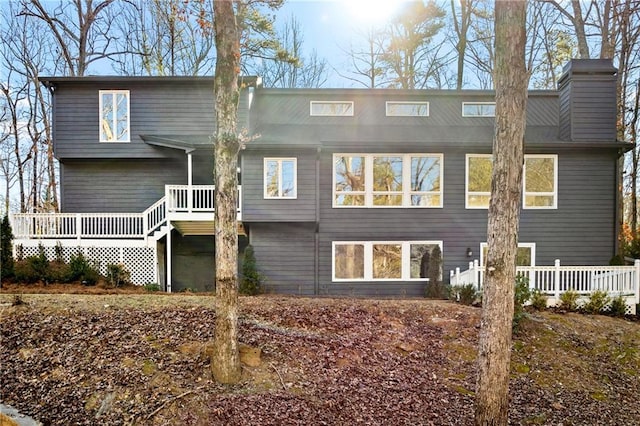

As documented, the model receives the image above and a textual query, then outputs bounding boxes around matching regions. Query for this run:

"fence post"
[455,267,460,286]
[554,259,561,300]
[635,259,640,305]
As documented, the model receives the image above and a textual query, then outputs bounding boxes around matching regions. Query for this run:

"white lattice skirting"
[13,240,157,285]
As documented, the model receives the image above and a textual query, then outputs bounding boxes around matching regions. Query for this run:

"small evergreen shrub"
[68,251,100,285]
[106,263,131,288]
[144,283,161,292]
[607,295,628,317]
[13,258,40,283]
[450,283,478,306]
[530,289,548,311]
[46,260,73,283]
[0,214,14,280]
[583,290,611,315]
[240,245,262,295]
[513,275,531,331]
[559,289,580,312]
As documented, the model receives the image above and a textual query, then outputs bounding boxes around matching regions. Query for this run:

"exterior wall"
[60,156,186,213]
[50,79,252,160]
[170,233,215,293]
[249,222,316,295]
[240,148,317,222]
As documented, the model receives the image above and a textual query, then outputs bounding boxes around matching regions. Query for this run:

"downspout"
[314,146,321,295]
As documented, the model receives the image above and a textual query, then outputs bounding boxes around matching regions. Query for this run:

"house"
[10,59,630,297]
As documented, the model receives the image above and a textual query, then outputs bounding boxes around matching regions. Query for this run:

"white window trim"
[310,101,354,116]
[480,242,536,267]
[465,154,558,210]
[465,154,492,209]
[263,157,297,199]
[523,154,558,210]
[332,240,443,282]
[385,101,429,117]
[99,90,130,142]
[462,102,496,117]
[333,153,443,208]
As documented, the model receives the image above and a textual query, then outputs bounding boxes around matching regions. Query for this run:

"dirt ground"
[0,285,638,425]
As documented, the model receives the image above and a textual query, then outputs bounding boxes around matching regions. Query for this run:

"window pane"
[335,156,365,192]
[311,102,353,116]
[386,102,428,116]
[411,194,440,207]
[516,247,532,266]
[265,160,278,197]
[115,93,128,141]
[411,156,440,192]
[101,93,114,141]
[335,244,364,279]
[281,160,295,197]
[373,195,402,206]
[468,157,492,192]
[373,156,402,191]
[410,244,439,279]
[464,103,495,117]
[525,157,554,192]
[335,194,365,206]
[373,244,402,279]
[525,194,554,207]
[468,194,491,208]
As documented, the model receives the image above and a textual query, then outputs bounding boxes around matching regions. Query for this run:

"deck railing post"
[635,259,640,305]
[76,214,82,244]
[455,267,460,286]
[554,259,561,300]
[473,259,480,290]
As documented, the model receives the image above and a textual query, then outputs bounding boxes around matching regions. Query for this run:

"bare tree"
[340,26,389,88]
[450,0,480,89]
[211,0,242,385]
[475,1,528,425]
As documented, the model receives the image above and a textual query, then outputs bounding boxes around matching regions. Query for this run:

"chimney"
[558,59,618,141]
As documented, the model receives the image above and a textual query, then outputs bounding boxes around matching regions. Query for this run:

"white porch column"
[187,152,193,213]
[166,227,172,293]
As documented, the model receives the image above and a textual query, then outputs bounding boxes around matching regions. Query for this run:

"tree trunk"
[474,1,528,425]
[211,0,242,385]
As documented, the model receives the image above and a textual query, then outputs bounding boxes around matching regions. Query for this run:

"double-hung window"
[466,154,557,209]
[99,90,130,142]
[333,241,442,281]
[264,158,297,198]
[334,153,442,208]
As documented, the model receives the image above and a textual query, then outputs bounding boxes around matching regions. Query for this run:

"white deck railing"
[11,185,242,241]
[166,185,241,213]
[450,259,640,311]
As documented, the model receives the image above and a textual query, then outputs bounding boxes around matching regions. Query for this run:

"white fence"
[450,259,640,314]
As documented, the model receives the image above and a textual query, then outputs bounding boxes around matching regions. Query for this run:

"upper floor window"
[332,241,442,281]
[99,90,130,142]
[264,158,297,199]
[462,102,495,117]
[310,101,354,116]
[465,154,557,209]
[386,101,429,117]
[333,153,442,208]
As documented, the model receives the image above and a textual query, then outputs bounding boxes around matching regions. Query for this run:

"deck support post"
[187,153,193,213]
[166,227,172,293]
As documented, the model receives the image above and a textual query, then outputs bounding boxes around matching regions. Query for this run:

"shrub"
[583,290,611,315]
[240,245,262,295]
[513,275,531,331]
[68,251,100,285]
[530,289,548,311]
[607,295,628,317]
[450,283,478,306]
[46,260,72,283]
[144,283,161,292]
[0,214,14,280]
[13,259,39,283]
[106,263,131,288]
[558,289,580,312]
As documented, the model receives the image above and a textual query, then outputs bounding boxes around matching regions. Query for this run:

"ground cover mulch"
[0,289,638,425]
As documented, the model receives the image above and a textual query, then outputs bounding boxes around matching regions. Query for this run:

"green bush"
[46,260,72,283]
[0,214,14,280]
[106,263,131,288]
[13,258,40,283]
[530,289,548,311]
[450,283,478,306]
[240,245,262,295]
[513,275,531,331]
[559,289,580,312]
[68,251,100,285]
[607,295,628,317]
[144,283,161,292]
[583,290,611,315]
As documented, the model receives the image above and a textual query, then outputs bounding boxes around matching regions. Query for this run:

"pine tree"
[1,214,15,283]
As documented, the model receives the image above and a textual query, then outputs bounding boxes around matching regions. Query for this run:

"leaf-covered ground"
[0,291,638,425]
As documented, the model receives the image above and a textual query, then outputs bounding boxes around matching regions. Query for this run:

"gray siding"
[170,233,215,293]
[52,79,252,159]
[241,149,317,222]
[249,223,316,295]
[60,156,186,213]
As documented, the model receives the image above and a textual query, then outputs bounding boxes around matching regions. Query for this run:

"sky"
[271,0,412,87]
